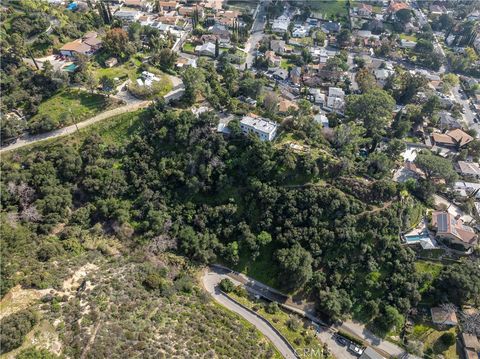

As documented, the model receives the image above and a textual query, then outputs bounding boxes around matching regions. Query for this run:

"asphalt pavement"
[202,270,298,359]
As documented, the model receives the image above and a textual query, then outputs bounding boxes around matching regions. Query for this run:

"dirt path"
[0,101,150,154]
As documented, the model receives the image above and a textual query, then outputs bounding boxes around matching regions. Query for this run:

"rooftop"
[241,116,278,135]
[431,306,458,325]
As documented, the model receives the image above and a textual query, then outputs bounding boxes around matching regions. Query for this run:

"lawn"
[183,42,196,54]
[400,33,418,42]
[307,0,348,21]
[280,59,294,70]
[228,291,327,358]
[31,89,118,125]
[409,323,459,358]
[93,57,143,82]
[415,260,444,294]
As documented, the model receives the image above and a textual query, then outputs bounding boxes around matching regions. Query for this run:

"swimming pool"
[63,63,78,72]
[405,234,430,243]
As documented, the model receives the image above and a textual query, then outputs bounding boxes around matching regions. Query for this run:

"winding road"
[202,269,298,359]
[203,266,406,359]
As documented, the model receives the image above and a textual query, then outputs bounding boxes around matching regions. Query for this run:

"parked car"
[348,343,364,356]
[334,335,348,346]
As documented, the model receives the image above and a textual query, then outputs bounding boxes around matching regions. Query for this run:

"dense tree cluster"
[1,104,432,333]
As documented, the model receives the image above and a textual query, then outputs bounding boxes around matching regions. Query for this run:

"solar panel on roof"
[438,213,448,232]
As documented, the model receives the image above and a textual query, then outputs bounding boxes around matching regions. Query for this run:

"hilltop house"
[431,211,478,252]
[60,31,102,57]
[240,116,278,141]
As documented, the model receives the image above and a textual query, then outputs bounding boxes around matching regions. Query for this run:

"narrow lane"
[202,270,298,359]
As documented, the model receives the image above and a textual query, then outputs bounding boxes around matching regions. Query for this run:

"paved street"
[451,85,479,135]
[204,266,406,359]
[245,0,268,68]
[202,270,298,359]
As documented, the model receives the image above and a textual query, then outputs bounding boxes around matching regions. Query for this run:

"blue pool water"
[405,234,429,243]
[63,64,78,72]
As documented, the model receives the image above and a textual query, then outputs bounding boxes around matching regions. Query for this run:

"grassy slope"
[31,89,117,124]
[229,291,328,357]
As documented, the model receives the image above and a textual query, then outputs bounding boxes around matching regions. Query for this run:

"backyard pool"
[63,63,78,72]
[405,234,429,243]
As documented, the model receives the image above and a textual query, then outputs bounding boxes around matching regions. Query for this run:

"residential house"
[431,129,474,148]
[309,88,325,105]
[461,333,480,359]
[321,21,341,34]
[209,25,231,44]
[123,0,152,11]
[292,25,308,38]
[467,10,480,22]
[59,32,102,57]
[272,15,290,34]
[272,67,288,81]
[215,10,240,28]
[290,66,302,84]
[176,57,197,68]
[388,1,409,14]
[400,39,417,49]
[454,181,480,200]
[159,1,178,11]
[195,42,216,57]
[265,51,281,67]
[429,4,447,15]
[431,211,478,252]
[357,3,373,16]
[278,99,298,113]
[313,113,329,127]
[270,39,286,55]
[325,87,345,113]
[113,9,141,21]
[138,15,154,26]
[178,5,204,18]
[456,161,480,179]
[157,15,179,25]
[359,347,385,359]
[374,68,394,86]
[240,116,278,141]
[430,306,458,326]
[438,111,461,130]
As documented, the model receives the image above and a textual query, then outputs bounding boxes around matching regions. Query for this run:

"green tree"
[415,151,458,184]
[345,89,395,150]
[275,244,313,290]
[219,278,235,293]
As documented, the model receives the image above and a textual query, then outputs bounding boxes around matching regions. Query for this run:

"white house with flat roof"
[240,116,278,141]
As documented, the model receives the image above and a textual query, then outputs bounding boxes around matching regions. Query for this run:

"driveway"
[202,270,297,359]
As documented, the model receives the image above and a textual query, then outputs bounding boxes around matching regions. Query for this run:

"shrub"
[17,347,60,359]
[439,332,455,346]
[286,316,301,332]
[218,278,235,293]
[0,309,38,354]
[265,302,279,314]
